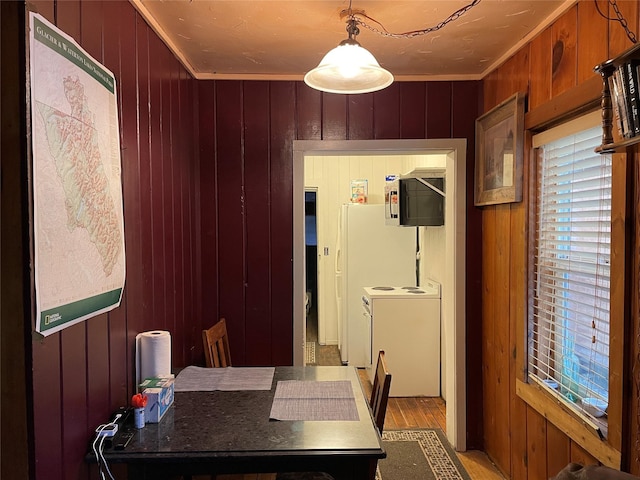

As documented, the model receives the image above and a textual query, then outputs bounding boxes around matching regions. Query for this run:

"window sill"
[516,379,621,468]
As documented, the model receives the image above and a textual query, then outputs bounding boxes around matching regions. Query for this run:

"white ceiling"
[130,0,575,81]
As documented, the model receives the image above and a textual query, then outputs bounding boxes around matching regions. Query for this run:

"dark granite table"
[101,366,385,480]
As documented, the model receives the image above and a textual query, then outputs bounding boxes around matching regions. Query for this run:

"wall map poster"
[29,12,126,336]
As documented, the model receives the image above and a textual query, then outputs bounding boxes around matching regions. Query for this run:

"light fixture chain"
[355,0,480,39]
[594,0,637,44]
[609,0,637,43]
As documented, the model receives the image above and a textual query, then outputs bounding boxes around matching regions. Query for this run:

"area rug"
[305,341,316,364]
[376,429,472,480]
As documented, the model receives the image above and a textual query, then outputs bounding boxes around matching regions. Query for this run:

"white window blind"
[529,117,611,424]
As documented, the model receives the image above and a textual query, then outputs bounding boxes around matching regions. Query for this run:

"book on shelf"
[593,42,640,151]
[608,75,625,142]
[610,69,631,139]
[623,61,640,137]
[630,60,640,136]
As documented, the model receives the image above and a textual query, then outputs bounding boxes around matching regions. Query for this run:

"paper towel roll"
[136,330,172,386]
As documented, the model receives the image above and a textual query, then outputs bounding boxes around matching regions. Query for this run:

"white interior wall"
[304,154,442,345]
[413,153,449,399]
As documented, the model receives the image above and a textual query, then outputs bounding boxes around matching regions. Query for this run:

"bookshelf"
[594,42,640,154]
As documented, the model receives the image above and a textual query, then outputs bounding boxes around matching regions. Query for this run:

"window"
[529,112,612,427]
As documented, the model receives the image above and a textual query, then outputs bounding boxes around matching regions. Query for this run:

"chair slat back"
[370,350,392,434]
[202,318,232,368]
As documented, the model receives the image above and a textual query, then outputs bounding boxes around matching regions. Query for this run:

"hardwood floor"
[307,308,504,480]
[357,369,505,480]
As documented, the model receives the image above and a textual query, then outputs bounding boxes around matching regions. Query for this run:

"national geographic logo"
[44,312,62,325]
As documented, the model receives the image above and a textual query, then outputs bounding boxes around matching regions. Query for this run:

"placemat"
[269,380,359,421]
[174,366,275,391]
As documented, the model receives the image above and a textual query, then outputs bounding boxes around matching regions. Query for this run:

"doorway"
[304,190,319,364]
[293,139,468,451]
[304,188,343,366]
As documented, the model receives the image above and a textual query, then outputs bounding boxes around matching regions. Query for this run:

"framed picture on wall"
[474,91,525,206]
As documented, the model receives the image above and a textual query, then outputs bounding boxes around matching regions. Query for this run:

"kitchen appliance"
[384,171,445,227]
[363,279,441,396]
[399,177,445,226]
[384,175,400,226]
[335,203,417,366]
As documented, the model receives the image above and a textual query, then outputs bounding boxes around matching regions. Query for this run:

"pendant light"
[304,18,393,95]
[304,0,482,94]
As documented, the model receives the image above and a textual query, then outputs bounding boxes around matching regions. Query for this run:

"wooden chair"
[370,350,392,434]
[202,318,232,368]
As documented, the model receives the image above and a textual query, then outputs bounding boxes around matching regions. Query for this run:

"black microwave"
[399,177,445,226]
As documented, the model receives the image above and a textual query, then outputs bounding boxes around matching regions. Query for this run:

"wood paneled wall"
[3,1,485,479]
[480,2,640,479]
[2,1,200,479]
[197,81,483,402]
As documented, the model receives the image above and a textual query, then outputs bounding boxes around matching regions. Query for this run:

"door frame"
[293,139,468,451]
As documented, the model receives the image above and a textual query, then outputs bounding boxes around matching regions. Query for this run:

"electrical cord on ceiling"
[342,0,481,39]
[594,0,637,44]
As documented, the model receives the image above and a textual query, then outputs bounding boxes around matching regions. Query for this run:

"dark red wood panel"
[117,8,141,228]
[135,15,154,339]
[55,0,80,38]
[198,80,219,363]
[399,82,427,139]
[296,84,322,140]
[243,81,273,366]
[452,80,483,450]
[373,83,400,138]
[32,337,63,480]
[29,1,54,22]
[148,31,167,332]
[181,69,199,366]
[269,81,296,366]
[169,56,185,367]
[60,324,89,479]
[426,82,453,138]
[161,44,177,339]
[79,1,102,59]
[322,92,348,140]
[182,70,194,363]
[118,0,141,396]
[215,81,247,362]
[348,94,374,139]
[102,1,129,413]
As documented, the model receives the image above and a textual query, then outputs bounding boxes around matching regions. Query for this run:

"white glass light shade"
[304,40,393,94]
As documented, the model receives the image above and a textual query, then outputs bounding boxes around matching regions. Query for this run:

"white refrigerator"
[335,204,417,366]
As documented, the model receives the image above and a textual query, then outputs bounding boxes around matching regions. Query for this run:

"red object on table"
[131,393,147,408]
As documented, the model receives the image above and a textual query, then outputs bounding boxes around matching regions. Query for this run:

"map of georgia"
[36,75,122,277]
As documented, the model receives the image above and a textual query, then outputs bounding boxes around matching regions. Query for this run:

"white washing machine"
[362,279,441,397]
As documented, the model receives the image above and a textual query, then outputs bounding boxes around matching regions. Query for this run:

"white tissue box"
[140,376,174,423]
